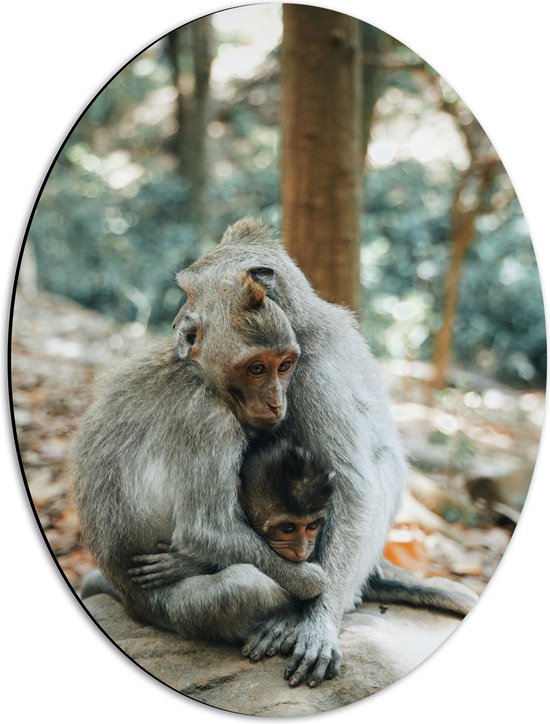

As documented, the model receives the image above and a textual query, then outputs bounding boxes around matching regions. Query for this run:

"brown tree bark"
[430,185,477,389]
[360,23,389,159]
[281,6,363,314]
[167,18,213,225]
[431,158,501,388]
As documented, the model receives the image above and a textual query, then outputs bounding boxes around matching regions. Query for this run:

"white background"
[3,2,548,722]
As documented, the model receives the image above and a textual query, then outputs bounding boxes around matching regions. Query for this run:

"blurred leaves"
[25,7,545,387]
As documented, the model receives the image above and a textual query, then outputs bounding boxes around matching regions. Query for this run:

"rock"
[83,593,467,716]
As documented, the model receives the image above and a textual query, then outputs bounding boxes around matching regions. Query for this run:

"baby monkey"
[239,441,335,562]
[128,441,334,590]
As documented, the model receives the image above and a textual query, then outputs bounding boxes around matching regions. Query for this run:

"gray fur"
[72,267,326,643]
[72,218,472,688]
[365,560,477,617]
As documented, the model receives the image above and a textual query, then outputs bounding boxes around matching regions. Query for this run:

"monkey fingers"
[279,626,299,655]
[241,613,299,661]
[306,643,341,687]
[242,627,279,661]
[285,643,339,688]
[127,553,182,589]
[283,625,342,687]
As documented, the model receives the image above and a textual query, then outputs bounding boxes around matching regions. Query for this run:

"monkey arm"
[155,519,328,601]
[126,545,325,597]
[240,529,361,686]
[241,558,344,686]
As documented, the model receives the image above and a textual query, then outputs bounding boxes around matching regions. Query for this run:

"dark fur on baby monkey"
[239,441,335,563]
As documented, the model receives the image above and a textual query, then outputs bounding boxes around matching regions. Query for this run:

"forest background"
[25,6,546,389]
[4,4,550,724]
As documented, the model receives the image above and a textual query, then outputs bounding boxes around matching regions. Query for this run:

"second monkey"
[129,441,335,588]
[239,441,334,562]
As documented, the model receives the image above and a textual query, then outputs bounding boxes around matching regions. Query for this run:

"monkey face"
[260,513,324,561]
[173,268,300,429]
[226,349,298,429]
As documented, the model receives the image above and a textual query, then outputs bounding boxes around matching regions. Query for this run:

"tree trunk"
[187,17,213,225]
[167,18,213,225]
[430,191,476,389]
[281,6,362,314]
[166,30,186,171]
[360,23,388,159]
[430,157,500,388]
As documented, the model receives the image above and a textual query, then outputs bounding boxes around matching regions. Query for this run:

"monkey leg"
[80,569,121,601]
[143,563,296,643]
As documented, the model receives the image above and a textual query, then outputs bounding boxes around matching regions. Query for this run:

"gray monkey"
[74,266,327,644]
[74,218,475,687]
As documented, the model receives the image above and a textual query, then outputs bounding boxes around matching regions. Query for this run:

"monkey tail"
[363,560,478,618]
[80,569,122,602]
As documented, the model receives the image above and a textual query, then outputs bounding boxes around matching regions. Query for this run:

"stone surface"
[83,593,467,716]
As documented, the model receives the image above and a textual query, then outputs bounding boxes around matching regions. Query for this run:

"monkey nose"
[294,548,307,561]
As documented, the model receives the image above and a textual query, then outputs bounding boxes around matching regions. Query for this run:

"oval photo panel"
[10,3,545,716]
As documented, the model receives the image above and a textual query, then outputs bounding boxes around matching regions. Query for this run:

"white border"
[4,2,548,722]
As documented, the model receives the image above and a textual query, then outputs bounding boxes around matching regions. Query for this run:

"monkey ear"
[172,305,186,331]
[247,267,276,298]
[239,273,267,310]
[173,310,201,360]
[176,327,199,360]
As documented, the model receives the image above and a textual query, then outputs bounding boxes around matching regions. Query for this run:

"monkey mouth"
[236,410,282,430]
[246,413,283,430]
[284,549,309,562]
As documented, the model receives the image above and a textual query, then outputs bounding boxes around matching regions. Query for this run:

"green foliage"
[456,204,546,386]
[360,160,452,359]
[31,150,199,328]
[360,161,545,387]
[25,17,545,389]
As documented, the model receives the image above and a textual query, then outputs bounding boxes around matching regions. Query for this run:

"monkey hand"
[127,544,190,589]
[242,610,342,688]
[278,560,326,600]
[241,610,301,662]
[281,614,342,688]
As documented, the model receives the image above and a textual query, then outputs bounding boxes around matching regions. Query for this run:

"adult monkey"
[181,218,409,687]
[75,219,471,688]
[74,260,328,645]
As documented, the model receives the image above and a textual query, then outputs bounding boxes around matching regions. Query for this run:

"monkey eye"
[278,358,294,374]
[186,330,197,346]
[306,519,322,531]
[248,362,267,376]
[279,522,296,533]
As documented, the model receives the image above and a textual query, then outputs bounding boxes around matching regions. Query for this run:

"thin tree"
[167,18,213,225]
[281,6,363,314]
[430,100,508,388]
